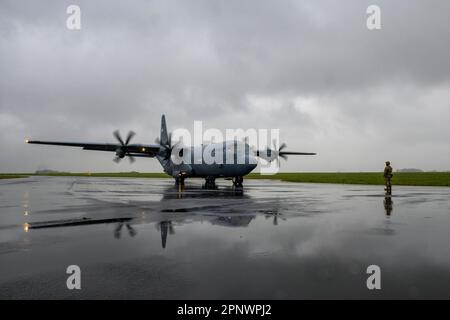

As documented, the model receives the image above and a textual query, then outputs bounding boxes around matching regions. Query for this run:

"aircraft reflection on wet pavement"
[114,222,137,239]
[25,184,285,249]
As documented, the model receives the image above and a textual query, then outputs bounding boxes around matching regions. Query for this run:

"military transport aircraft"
[26,115,315,188]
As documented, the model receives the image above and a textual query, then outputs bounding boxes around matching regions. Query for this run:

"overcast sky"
[1,0,449,173]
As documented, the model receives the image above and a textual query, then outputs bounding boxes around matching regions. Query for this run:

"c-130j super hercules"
[26,115,316,188]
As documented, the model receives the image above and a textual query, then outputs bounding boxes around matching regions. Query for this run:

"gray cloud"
[1,0,449,172]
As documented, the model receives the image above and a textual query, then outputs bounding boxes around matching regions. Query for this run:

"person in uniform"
[383,161,393,195]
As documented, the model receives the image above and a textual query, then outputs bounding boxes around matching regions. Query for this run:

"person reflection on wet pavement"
[383,196,393,216]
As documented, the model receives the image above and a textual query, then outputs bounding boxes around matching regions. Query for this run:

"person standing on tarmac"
[384,161,393,195]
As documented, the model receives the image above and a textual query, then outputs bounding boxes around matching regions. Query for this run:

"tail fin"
[160,114,169,146]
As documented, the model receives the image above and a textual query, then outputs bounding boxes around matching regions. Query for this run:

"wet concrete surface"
[0,176,450,299]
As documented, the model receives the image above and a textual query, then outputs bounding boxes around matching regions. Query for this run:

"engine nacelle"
[115,148,126,158]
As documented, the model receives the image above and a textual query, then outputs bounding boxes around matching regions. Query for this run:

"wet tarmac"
[1,176,450,299]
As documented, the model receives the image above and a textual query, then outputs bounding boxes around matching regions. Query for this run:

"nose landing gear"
[232,176,244,188]
[175,172,186,186]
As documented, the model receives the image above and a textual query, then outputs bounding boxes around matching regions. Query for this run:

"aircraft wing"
[26,140,161,157]
[276,151,316,155]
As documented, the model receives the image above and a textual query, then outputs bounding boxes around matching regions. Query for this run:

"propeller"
[270,140,286,167]
[113,130,136,163]
[155,132,180,160]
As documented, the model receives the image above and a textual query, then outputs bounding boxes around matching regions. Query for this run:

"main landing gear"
[232,176,244,188]
[203,176,217,189]
[178,176,245,190]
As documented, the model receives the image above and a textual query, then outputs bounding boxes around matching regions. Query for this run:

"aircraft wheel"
[233,176,244,188]
[204,176,216,189]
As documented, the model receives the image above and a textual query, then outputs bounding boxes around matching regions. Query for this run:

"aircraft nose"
[243,163,257,175]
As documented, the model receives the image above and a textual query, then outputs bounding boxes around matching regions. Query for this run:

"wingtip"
[24,139,29,144]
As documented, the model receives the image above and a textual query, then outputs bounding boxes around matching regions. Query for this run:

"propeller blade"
[113,130,125,146]
[128,155,135,163]
[279,154,288,160]
[279,143,287,151]
[125,131,136,145]
[113,156,121,163]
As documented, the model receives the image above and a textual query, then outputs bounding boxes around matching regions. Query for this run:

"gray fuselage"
[157,141,258,178]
